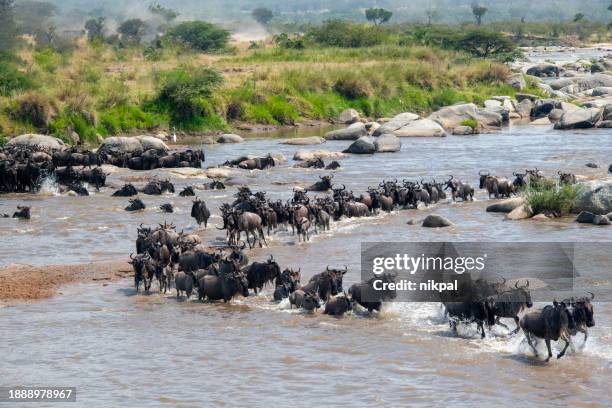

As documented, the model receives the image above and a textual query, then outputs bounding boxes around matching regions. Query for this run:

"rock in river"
[374,133,401,153]
[575,211,596,224]
[554,108,601,130]
[293,150,345,161]
[217,134,244,143]
[7,134,67,151]
[422,214,454,228]
[280,136,325,145]
[339,108,360,124]
[325,122,367,140]
[343,136,376,154]
[372,112,419,136]
[486,197,526,213]
[572,179,612,215]
[393,119,446,137]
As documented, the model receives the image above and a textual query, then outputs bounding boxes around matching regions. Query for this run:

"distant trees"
[307,20,388,48]
[84,17,105,42]
[252,7,273,25]
[425,8,439,26]
[573,13,585,22]
[457,29,516,59]
[164,21,230,52]
[471,3,488,26]
[117,18,146,44]
[148,2,178,24]
[365,8,393,25]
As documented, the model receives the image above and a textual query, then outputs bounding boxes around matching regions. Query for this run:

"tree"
[148,2,178,23]
[251,7,273,25]
[425,8,439,26]
[84,17,105,42]
[164,21,230,52]
[471,3,488,26]
[117,18,146,44]
[365,8,393,25]
[457,29,516,59]
[573,13,585,22]
[0,0,17,52]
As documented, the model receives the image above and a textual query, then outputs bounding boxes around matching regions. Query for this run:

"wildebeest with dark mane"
[112,184,138,197]
[302,266,346,302]
[445,297,496,339]
[289,289,320,311]
[478,171,513,199]
[273,268,301,301]
[307,175,334,192]
[125,198,145,212]
[444,175,474,202]
[490,280,533,333]
[564,292,595,342]
[349,273,397,312]
[520,300,576,362]
[242,255,281,294]
[197,259,249,302]
[191,197,210,227]
[160,203,174,213]
[324,293,353,316]
[179,186,195,197]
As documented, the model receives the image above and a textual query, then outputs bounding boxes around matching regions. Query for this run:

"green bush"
[525,179,579,216]
[0,61,35,96]
[98,105,163,135]
[164,21,230,52]
[155,67,223,126]
[460,119,479,130]
[49,107,98,144]
[0,135,7,146]
[306,20,389,48]
[7,91,56,129]
[333,75,371,99]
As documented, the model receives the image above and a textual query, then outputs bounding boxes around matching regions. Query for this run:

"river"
[1,123,611,407]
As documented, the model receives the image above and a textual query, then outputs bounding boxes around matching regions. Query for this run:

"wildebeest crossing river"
[1,124,611,406]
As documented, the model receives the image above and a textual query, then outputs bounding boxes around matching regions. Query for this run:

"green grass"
[525,179,580,216]
[460,119,479,130]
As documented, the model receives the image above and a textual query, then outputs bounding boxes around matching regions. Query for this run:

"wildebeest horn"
[129,253,134,259]
[326,265,330,271]
[447,175,453,182]
[515,281,519,288]
[341,184,346,190]
[525,280,529,288]
[319,175,324,180]
[589,291,594,300]
[557,170,562,175]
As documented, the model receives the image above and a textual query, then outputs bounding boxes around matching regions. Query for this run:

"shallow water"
[1,123,612,406]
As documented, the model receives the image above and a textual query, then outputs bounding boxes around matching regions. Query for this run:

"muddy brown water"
[1,124,611,407]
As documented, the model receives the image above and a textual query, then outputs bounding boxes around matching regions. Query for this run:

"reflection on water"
[1,124,611,406]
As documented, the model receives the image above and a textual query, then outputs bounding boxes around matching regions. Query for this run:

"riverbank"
[0,260,131,306]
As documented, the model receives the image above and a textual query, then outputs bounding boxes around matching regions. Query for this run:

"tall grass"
[525,179,579,216]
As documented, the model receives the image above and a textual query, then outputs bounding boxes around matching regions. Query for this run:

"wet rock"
[531,214,550,221]
[549,78,576,90]
[394,118,446,137]
[554,108,601,130]
[136,135,169,152]
[505,73,526,90]
[592,215,611,226]
[293,150,345,161]
[343,136,376,154]
[486,197,526,213]
[429,103,501,130]
[365,122,381,133]
[591,87,612,97]
[576,211,596,223]
[526,63,560,77]
[99,136,144,155]
[372,112,419,136]
[325,122,367,140]
[217,134,244,143]
[548,109,565,122]
[339,108,360,124]
[514,99,534,118]
[406,219,417,225]
[453,125,474,135]
[609,164,612,173]
[591,63,606,73]
[572,179,612,214]
[374,133,401,153]
[561,73,612,94]
[530,117,551,126]
[280,136,326,145]
[505,204,533,220]
[422,214,454,228]
[585,162,598,168]
[603,105,612,121]
[224,176,253,186]
[8,134,67,151]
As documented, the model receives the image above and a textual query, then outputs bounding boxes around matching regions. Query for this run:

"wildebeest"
[349,273,397,312]
[67,182,89,196]
[479,171,513,199]
[302,267,346,302]
[143,179,175,195]
[273,268,301,301]
[308,175,334,192]
[564,292,595,342]
[129,252,157,292]
[12,205,31,220]
[445,298,496,339]
[289,289,320,311]
[294,157,324,169]
[296,217,311,242]
[238,154,276,170]
[325,161,341,170]
[179,186,195,196]
[444,175,474,202]
[558,171,577,185]
[323,294,353,316]
[520,300,576,362]
[175,271,195,298]
[179,249,220,273]
[490,280,533,333]
[242,255,281,294]
[112,184,138,197]
[160,203,174,213]
[512,172,527,190]
[235,211,267,248]
[125,198,145,212]
[197,259,249,302]
[204,180,225,190]
[191,197,210,227]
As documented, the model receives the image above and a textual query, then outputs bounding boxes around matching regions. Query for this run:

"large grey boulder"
[343,136,376,154]
[394,119,446,137]
[372,112,419,136]
[486,197,526,213]
[374,133,401,153]
[602,105,612,121]
[453,125,474,135]
[514,99,534,118]
[422,214,454,228]
[339,108,360,124]
[572,180,612,215]
[575,211,596,223]
[99,136,144,155]
[526,63,560,78]
[293,150,345,161]
[325,122,367,140]
[484,99,502,109]
[583,97,612,109]
[7,134,67,151]
[554,108,601,130]
[591,87,612,97]
[549,78,577,90]
[428,103,501,129]
[561,73,612,94]
[217,134,244,143]
[505,204,533,220]
[280,136,326,145]
[136,135,169,152]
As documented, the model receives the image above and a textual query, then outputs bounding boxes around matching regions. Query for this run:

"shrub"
[164,21,230,52]
[333,75,371,99]
[49,107,98,144]
[155,67,223,126]
[0,60,35,96]
[117,19,145,44]
[98,105,163,135]
[8,92,56,129]
[456,30,516,59]
[525,179,579,216]
[460,119,479,130]
[307,20,389,48]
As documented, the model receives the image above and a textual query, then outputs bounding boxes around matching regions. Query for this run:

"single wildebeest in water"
[242,255,281,294]
[445,298,496,339]
[444,175,474,202]
[563,292,595,343]
[175,271,195,298]
[289,289,320,311]
[520,300,576,362]
[112,183,138,197]
[191,197,210,227]
[307,175,334,192]
[324,293,353,316]
[489,280,533,333]
[179,186,195,197]
[160,203,174,213]
[349,273,397,312]
[125,198,146,212]
[11,206,31,220]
